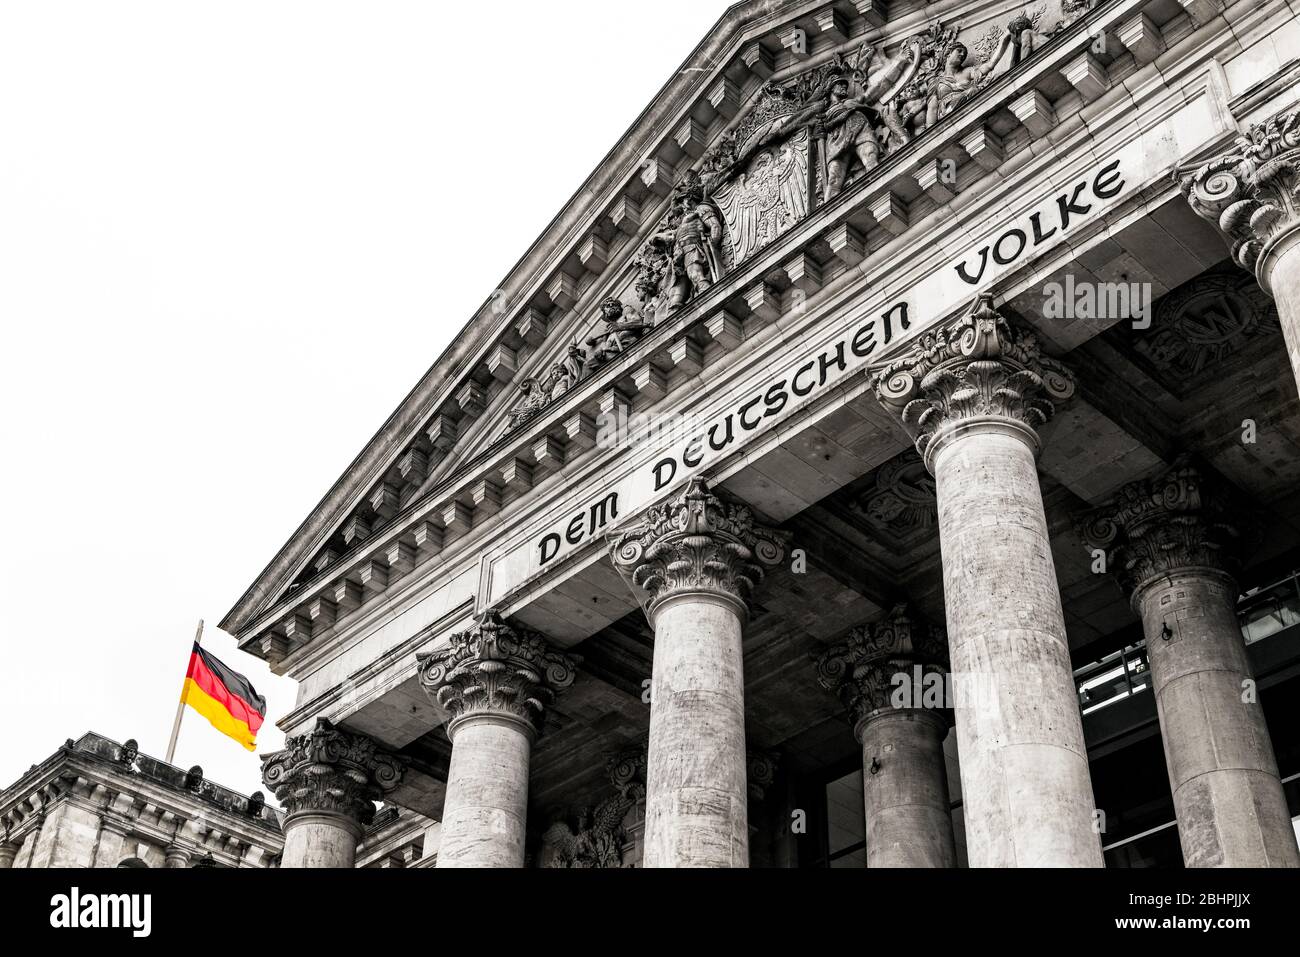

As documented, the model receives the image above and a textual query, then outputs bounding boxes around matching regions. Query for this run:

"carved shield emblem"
[712,127,811,266]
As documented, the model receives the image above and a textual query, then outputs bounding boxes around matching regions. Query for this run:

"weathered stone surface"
[1181,107,1300,395]
[1081,461,1300,867]
[815,606,956,867]
[417,611,577,868]
[874,301,1102,867]
[610,479,787,867]
[261,718,404,868]
[859,710,955,868]
[1,733,282,869]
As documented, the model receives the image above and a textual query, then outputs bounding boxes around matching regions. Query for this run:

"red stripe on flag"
[186,651,265,735]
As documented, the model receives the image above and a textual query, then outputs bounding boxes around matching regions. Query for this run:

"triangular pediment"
[223,0,1106,649]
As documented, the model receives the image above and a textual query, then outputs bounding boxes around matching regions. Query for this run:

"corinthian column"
[1181,109,1300,395]
[418,610,577,868]
[261,717,404,868]
[1081,461,1300,867]
[815,605,956,867]
[610,477,788,867]
[873,295,1102,867]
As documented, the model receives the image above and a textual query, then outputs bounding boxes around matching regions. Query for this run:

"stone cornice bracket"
[1179,108,1300,293]
[813,605,950,737]
[871,294,1076,471]
[416,609,579,742]
[260,717,404,827]
[608,476,791,621]
[1077,458,1252,602]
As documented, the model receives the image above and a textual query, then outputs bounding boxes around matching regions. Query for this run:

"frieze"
[489,148,1139,603]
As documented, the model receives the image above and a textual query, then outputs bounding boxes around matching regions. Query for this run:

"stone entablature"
[234,0,1236,684]
[0,733,283,868]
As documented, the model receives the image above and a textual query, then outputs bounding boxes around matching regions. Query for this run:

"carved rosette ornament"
[813,605,950,736]
[416,610,578,741]
[1078,459,1250,600]
[1179,109,1300,288]
[261,717,405,826]
[609,477,790,618]
[872,294,1075,468]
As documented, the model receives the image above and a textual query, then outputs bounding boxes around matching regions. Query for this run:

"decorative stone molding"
[609,477,790,617]
[416,610,578,739]
[747,749,779,801]
[539,745,647,869]
[1077,459,1250,598]
[872,294,1075,467]
[851,451,937,548]
[260,717,404,826]
[1179,108,1300,287]
[813,605,949,734]
[1128,268,1280,392]
[605,746,648,804]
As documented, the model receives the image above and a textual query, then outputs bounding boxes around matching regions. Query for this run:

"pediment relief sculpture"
[503,3,1095,439]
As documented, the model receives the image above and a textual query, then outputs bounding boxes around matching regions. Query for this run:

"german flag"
[181,644,266,751]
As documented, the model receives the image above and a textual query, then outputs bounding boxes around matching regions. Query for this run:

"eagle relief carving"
[503,3,1097,437]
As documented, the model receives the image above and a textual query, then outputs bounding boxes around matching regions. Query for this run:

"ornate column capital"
[1179,109,1300,292]
[608,477,790,619]
[260,717,404,827]
[746,749,779,801]
[416,610,578,741]
[813,605,950,738]
[605,746,647,804]
[1077,458,1250,599]
[872,295,1075,470]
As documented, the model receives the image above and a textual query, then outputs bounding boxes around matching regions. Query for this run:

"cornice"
[232,0,1259,671]
[221,0,1130,642]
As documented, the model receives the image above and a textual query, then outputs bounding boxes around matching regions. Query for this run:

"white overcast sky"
[0,1,732,800]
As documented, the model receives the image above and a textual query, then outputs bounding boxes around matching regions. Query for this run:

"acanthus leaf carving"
[609,476,790,614]
[1180,108,1300,280]
[1077,458,1252,597]
[539,745,646,869]
[872,294,1075,465]
[260,717,405,826]
[416,609,578,738]
[813,605,949,732]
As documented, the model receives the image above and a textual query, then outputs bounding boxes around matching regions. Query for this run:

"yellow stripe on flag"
[182,677,257,751]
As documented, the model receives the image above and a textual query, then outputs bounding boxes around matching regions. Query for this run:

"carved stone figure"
[505,342,587,434]
[926,31,1014,129]
[507,377,549,432]
[539,745,647,868]
[548,342,585,398]
[655,172,726,311]
[788,42,922,201]
[586,296,653,371]
[117,739,139,769]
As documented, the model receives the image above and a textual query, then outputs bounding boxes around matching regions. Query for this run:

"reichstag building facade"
[210,0,1300,868]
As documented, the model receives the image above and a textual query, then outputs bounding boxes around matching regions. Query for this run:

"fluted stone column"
[418,610,577,868]
[0,841,18,869]
[873,296,1103,867]
[1182,108,1300,396]
[610,477,788,867]
[815,605,956,867]
[1081,461,1300,867]
[261,717,404,868]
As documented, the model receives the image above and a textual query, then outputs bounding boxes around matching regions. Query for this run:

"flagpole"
[165,619,204,765]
